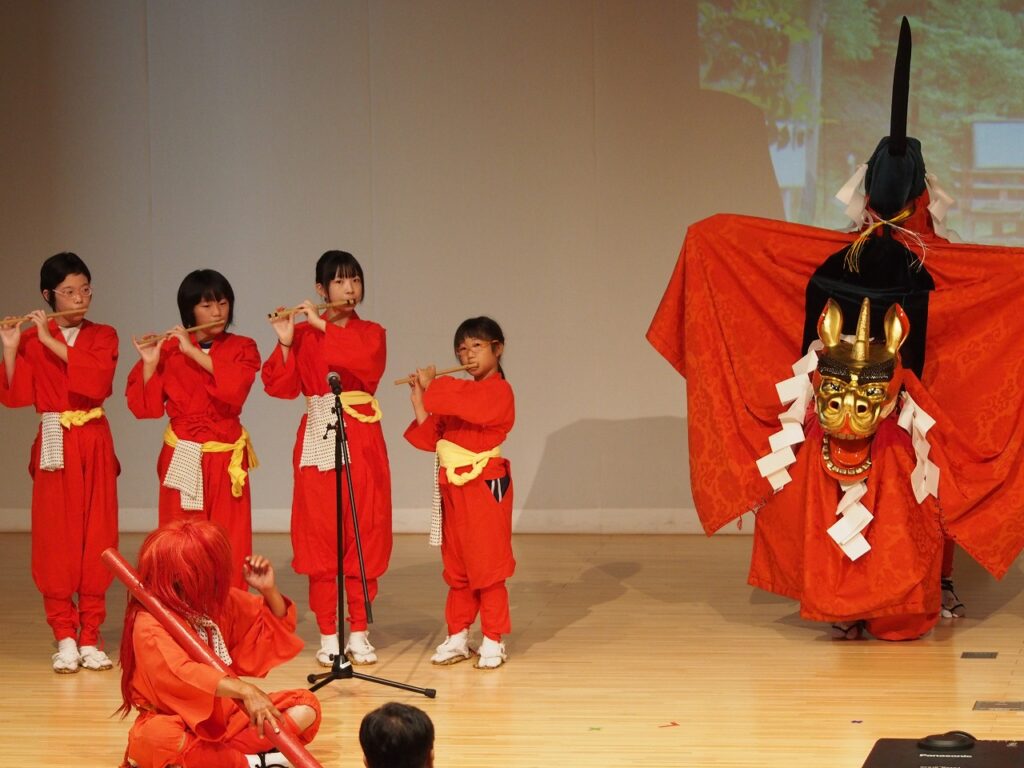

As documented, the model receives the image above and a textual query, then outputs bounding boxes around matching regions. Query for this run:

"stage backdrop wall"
[0,1,783,534]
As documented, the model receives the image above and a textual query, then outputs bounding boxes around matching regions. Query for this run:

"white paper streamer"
[828,480,873,561]
[835,163,869,226]
[925,172,956,240]
[898,392,940,503]
[755,343,821,492]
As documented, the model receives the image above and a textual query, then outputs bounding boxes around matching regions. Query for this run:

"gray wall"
[0,1,783,533]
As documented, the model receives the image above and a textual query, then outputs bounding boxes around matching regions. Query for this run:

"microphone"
[326,371,342,395]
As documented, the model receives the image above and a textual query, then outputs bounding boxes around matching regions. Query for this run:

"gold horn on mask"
[851,298,871,362]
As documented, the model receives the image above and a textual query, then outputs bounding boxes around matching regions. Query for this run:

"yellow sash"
[436,438,501,486]
[59,407,105,428]
[321,390,383,424]
[163,424,259,498]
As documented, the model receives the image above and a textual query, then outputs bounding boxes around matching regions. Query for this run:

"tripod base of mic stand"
[307,653,437,698]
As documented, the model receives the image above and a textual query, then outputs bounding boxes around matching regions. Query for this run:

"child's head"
[176,269,234,329]
[40,252,92,312]
[316,250,364,304]
[453,316,505,379]
[135,519,234,620]
[359,702,435,768]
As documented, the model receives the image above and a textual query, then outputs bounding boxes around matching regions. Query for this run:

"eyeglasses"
[53,286,93,299]
[456,341,491,356]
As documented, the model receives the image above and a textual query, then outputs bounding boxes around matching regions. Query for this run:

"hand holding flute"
[268,300,317,348]
[0,307,89,330]
[0,313,30,353]
[268,298,359,353]
[0,311,35,349]
[1,309,88,354]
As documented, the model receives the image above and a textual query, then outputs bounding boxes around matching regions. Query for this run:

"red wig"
[117,519,234,717]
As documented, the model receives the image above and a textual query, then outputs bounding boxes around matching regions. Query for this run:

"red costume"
[404,375,515,640]
[648,200,1024,638]
[126,333,260,587]
[124,588,321,768]
[0,319,119,645]
[261,314,392,633]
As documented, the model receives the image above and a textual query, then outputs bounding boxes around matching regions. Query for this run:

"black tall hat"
[801,17,934,378]
[865,136,927,220]
[864,18,927,219]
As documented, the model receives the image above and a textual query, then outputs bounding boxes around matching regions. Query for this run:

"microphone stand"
[307,373,435,698]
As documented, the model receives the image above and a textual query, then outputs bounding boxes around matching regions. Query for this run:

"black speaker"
[863,738,1024,767]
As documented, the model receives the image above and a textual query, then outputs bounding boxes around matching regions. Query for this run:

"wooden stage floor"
[4,532,1024,767]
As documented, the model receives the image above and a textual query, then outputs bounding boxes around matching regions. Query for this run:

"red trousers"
[125,689,320,768]
[308,576,379,633]
[942,538,955,578]
[865,612,939,641]
[31,420,118,645]
[440,471,515,639]
[446,581,510,640]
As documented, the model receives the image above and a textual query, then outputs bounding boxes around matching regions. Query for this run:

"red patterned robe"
[648,199,1024,637]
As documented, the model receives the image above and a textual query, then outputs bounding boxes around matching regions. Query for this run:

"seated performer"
[404,317,515,669]
[117,519,321,768]
[360,702,435,768]
[0,252,119,673]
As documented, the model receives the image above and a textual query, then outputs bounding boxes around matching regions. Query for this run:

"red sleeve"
[422,377,513,426]
[133,614,226,732]
[903,375,1024,580]
[207,336,260,408]
[404,415,444,452]
[323,321,386,389]
[66,325,118,400]
[645,215,838,533]
[125,357,167,419]
[261,341,301,399]
[0,347,34,408]
[222,588,304,678]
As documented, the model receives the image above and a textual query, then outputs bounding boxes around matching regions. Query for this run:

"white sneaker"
[345,630,378,665]
[79,645,113,671]
[52,637,79,674]
[316,633,340,667]
[474,636,507,669]
[430,629,472,665]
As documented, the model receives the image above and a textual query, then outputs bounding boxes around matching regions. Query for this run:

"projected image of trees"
[700,1,1024,240]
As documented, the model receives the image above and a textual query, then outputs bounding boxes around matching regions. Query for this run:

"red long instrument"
[101,548,323,768]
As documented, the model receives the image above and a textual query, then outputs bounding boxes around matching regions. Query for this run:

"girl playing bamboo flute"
[404,317,515,669]
[126,269,260,589]
[0,252,119,673]
[262,250,393,667]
